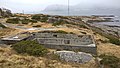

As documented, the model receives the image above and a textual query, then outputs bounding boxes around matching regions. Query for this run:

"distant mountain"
[43,5,68,12]
[42,4,120,16]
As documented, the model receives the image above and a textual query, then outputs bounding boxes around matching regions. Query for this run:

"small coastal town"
[0,0,120,67]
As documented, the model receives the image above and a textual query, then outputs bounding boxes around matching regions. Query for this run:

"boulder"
[55,51,93,63]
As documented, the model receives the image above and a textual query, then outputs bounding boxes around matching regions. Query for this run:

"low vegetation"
[99,32,120,45]
[98,39,109,43]
[52,20,69,26]
[21,18,30,24]
[81,32,87,34]
[101,34,120,45]
[79,24,88,29]
[0,47,97,68]
[32,25,41,27]
[99,54,120,68]
[30,19,37,23]
[6,18,20,24]
[91,27,120,45]
[55,30,68,34]
[32,15,41,20]
[109,37,120,45]
[6,18,37,24]
[32,14,49,22]
[40,16,48,22]
[12,40,48,56]
[39,30,69,34]
[31,14,88,30]
[87,19,113,23]
[0,23,6,28]
[0,28,16,37]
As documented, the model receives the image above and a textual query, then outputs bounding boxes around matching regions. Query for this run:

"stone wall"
[34,33,94,45]
[38,44,97,55]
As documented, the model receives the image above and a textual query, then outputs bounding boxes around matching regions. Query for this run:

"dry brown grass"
[25,22,54,28]
[0,28,23,38]
[0,28,16,37]
[0,16,120,68]
[97,43,120,58]
[93,32,120,58]
[0,47,98,68]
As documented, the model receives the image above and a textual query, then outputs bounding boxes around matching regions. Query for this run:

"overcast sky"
[0,0,120,13]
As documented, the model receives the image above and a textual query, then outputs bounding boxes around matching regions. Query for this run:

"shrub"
[12,40,48,56]
[32,25,41,27]
[0,23,6,28]
[6,18,20,24]
[32,15,41,20]
[52,22,60,26]
[30,20,37,23]
[98,39,109,43]
[69,32,74,34]
[79,24,88,29]
[32,15,49,22]
[109,37,120,45]
[6,18,36,24]
[55,30,68,34]
[87,19,112,23]
[52,20,68,26]
[92,27,120,45]
[21,19,30,24]
[81,32,87,34]
[99,54,120,68]
[40,16,48,22]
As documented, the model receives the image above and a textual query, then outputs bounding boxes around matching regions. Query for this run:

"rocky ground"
[90,24,120,38]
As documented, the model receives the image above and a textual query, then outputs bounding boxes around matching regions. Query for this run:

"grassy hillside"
[1,14,120,68]
[0,47,98,68]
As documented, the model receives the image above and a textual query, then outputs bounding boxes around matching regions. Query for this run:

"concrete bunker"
[33,31,97,55]
[0,31,97,55]
[0,32,32,44]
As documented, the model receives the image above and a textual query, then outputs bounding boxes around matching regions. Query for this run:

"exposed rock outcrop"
[0,8,12,17]
[55,51,93,63]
